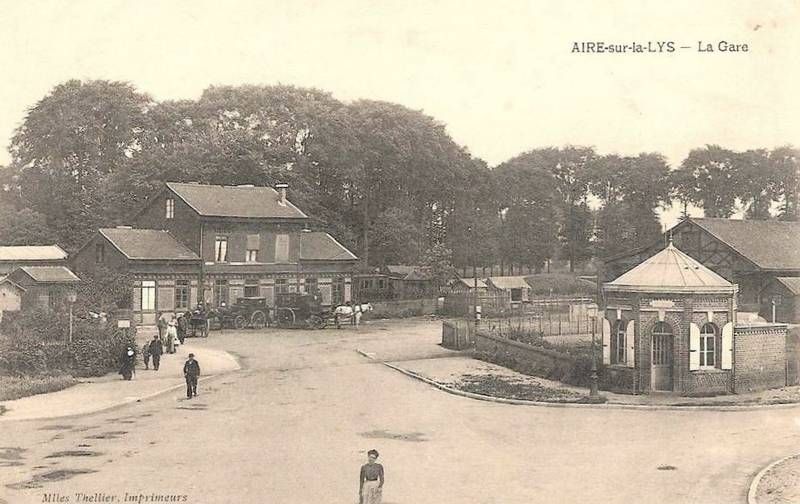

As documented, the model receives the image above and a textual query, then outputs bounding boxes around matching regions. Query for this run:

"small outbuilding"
[0,277,26,321]
[759,277,800,324]
[601,241,788,396]
[6,266,81,311]
[450,277,488,293]
[487,276,530,305]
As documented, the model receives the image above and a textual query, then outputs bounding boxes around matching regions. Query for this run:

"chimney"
[275,183,288,205]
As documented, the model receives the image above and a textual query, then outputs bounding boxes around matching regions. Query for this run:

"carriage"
[187,304,212,337]
[215,297,271,329]
[273,292,329,329]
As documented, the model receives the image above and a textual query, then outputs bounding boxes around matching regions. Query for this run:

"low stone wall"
[602,366,635,394]
[734,324,787,393]
[473,330,596,387]
[685,370,732,396]
[370,298,439,318]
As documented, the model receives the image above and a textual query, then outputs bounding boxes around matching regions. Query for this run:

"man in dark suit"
[183,353,201,399]
[148,334,164,371]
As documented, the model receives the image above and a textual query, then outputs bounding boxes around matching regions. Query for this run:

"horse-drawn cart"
[274,292,328,329]
[216,297,271,329]
[188,305,211,337]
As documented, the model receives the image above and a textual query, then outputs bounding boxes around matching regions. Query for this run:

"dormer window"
[166,197,175,219]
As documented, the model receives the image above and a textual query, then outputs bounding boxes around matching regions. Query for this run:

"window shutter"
[625,320,635,368]
[601,317,611,365]
[689,322,701,371]
[721,322,733,370]
[275,234,290,262]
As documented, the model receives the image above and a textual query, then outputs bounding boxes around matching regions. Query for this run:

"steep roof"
[488,276,530,290]
[453,277,488,289]
[0,276,26,292]
[775,277,800,296]
[681,218,800,271]
[299,232,358,261]
[0,245,67,262]
[13,266,80,284]
[99,228,200,261]
[604,242,735,294]
[166,182,308,220]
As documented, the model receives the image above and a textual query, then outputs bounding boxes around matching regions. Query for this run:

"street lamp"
[589,315,599,399]
[67,291,77,344]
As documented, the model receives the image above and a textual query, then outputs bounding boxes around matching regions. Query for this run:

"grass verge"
[449,373,603,403]
[0,374,79,402]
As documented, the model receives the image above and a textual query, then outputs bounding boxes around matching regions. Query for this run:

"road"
[1,319,799,504]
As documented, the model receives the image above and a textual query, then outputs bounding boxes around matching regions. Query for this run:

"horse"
[332,302,373,328]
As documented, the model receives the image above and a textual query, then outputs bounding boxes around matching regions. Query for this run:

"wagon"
[217,296,271,329]
[274,292,328,329]
[188,305,211,337]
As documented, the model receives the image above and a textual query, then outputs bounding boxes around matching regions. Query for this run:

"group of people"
[118,312,202,399]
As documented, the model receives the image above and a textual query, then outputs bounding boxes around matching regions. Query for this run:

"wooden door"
[651,331,674,391]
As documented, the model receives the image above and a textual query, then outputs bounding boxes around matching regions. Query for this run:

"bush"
[0,374,78,401]
[0,310,136,378]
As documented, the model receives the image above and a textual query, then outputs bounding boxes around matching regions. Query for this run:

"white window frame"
[613,320,626,365]
[215,236,228,262]
[166,198,175,219]
[699,323,717,369]
[246,249,258,262]
[275,279,288,294]
[141,280,156,311]
[175,280,190,310]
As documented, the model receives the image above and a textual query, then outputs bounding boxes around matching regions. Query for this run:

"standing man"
[156,313,167,344]
[183,353,201,399]
[148,334,163,371]
[141,340,151,370]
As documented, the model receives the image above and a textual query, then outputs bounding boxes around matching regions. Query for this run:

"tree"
[674,145,738,218]
[420,243,456,291]
[0,206,58,245]
[368,207,425,266]
[771,146,800,221]
[733,149,778,220]
[8,80,153,250]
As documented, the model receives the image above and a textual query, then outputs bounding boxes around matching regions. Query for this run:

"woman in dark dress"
[359,449,384,504]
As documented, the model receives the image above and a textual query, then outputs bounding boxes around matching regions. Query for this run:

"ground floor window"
[175,280,190,310]
[244,279,259,297]
[510,288,522,302]
[275,278,288,294]
[613,320,626,365]
[141,280,156,311]
[332,277,344,305]
[305,277,318,295]
[214,279,229,307]
[700,323,717,368]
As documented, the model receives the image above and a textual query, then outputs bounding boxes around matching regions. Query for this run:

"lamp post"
[67,291,77,344]
[589,315,599,399]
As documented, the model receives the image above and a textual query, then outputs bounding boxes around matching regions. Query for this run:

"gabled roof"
[679,218,800,271]
[604,242,735,294]
[775,277,800,296]
[299,232,358,261]
[0,276,26,292]
[0,245,67,262]
[452,277,488,289]
[12,266,80,284]
[487,276,530,290]
[99,228,200,261]
[166,182,308,220]
[383,265,433,280]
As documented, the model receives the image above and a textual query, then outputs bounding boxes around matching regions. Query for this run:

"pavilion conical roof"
[604,242,736,294]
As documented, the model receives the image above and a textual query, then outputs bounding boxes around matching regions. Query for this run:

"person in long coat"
[119,347,136,380]
[148,334,163,371]
[359,449,384,504]
[183,353,201,399]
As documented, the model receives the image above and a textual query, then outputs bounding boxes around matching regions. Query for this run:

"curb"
[0,352,243,423]
[355,350,800,412]
[747,454,800,504]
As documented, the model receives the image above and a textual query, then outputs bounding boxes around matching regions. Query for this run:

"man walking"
[156,313,167,343]
[141,340,151,370]
[148,334,164,371]
[183,353,201,399]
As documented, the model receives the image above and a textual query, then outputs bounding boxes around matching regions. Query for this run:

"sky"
[0,0,798,225]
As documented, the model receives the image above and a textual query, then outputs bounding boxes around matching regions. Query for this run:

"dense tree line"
[0,80,797,278]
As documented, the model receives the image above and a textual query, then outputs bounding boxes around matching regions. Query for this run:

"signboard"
[117,319,131,328]
[649,300,675,309]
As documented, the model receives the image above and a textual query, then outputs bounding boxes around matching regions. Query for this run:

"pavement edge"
[354,349,800,412]
[747,453,800,504]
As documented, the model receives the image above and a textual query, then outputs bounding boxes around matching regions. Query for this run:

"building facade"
[71,182,358,324]
[601,242,788,396]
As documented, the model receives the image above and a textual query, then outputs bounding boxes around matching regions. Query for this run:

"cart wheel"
[251,311,266,329]
[308,314,324,330]
[234,315,246,329]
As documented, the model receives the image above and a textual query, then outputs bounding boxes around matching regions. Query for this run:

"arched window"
[652,322,673,367]
[700,323,717,368]
[612,320,626,364]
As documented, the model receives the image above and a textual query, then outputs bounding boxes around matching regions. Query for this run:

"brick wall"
[734,324,788,393]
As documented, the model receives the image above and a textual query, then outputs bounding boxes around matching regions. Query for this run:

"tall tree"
[771,146,800,221]
[8,80,153,250]
[733,149,777,220]
[674,145,738,218]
